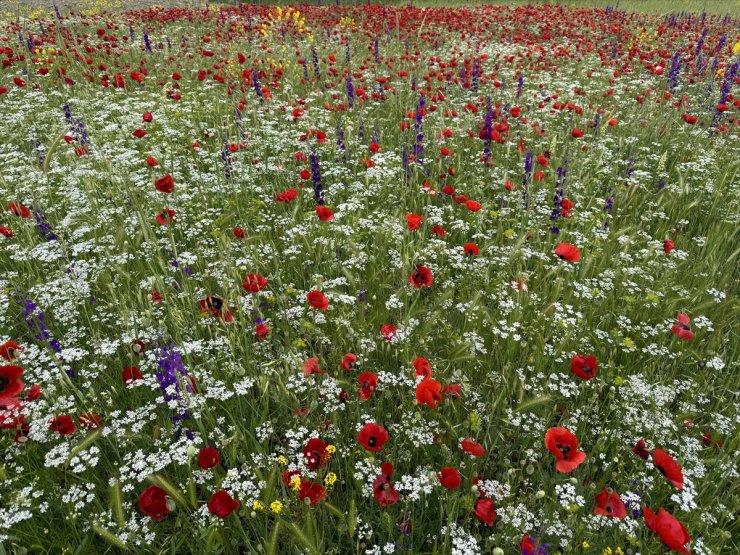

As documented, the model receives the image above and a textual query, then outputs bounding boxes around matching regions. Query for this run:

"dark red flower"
[432,225,447,237]
[307,290,329,310]
[594,488,627,518]
[416,378,442,408]
[155,208,176,225]
[663,239,675,254]
[442,384,461,399]
[139,485,171,521]
[461,438,485,457]
[358,372,378,400]
[132,129,148,139]
[544,427,586,473]
[671,313,695,341]
[315,206,334,221]
[357,422,389,452]
[653,449,684,489]
[7,202,31,218]
[233,226,247,239]
[199,296,234,323]
[438,467,462,490]
[142,111,153,122]
[341,353,357,371]
[149,290,163,303]
[0,365,24,398]
[146,156,159,167]
[131,339,146,355]
[208,490,240,518]
[198,447,221,470]
[555,242,581,263]
[571,354,598,380]
[474,497,496,526]
[466,200,482,212]
[242,273,268,293]
[643,507,691,554]
[561,198,574,217]
[0,226,13,238]
[25,384,42,401]
[154,174,175,194]
[373,462,399,506]
[571,128,584,138]
[255,323,270,340]
[633,438,650,460]
[297,480,327,507]
[409,265,434,288]
[122,366,144,383]
[274,188,299,204]
[303,437,332,470]
[49,415,76,435]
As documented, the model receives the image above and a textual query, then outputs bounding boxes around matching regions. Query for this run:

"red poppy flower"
[544,427,586,473]
[79,412,102,430]
[682,114,698,124]
[632,438,650,460]
[315,206,334,221]
[461,438,485,457]
[463,242,479,256]
[571,354,598,380]
[303,437,332,470]
[416,378,442,408]
[307,290,329,310]
[432,225,447,237]
[413,357,432,379]
[369,143,381,153]
[373,462,399,506]
[49,415,76,435]
[154,174,175,194]
[555,242,581,263]
[594,488,627,518]
[155,208,176,225]
[25,384,42,401]
[643,507,691,554]
[146,156,158,167]
[521,535,544,555]
[274,188,299,203]
[357,422,389,452]
[131,339,146,355]
[149,290,163,303]
[442,384,461,399]
[198,447,221,470]
[380,324,397,341]
[358,371,378,400]
[0,365,24,398]
[438,467,462,490]
[0,397,23,429]
[671,313,695,341]
[132,129,148,139]
[466,200,482,212]
[405,213,424,231]
[561,198,574,217]
[139,485,171,521]
[303,358,325,376]
[300,169,311,180]
[653,449,684,489]
[341,353,357,371]
[208,490,240,518]
[0,226,13,238]
[663,239,675,254]
[297,480,327,507]
[199,296,234,323]
[7,202,31,218]
[122,366,144,383]
[233,227,247,239]
[409,265,434,288]
[571,128,584,138]
[474,497,496,526]
[255,323,270,340]
[142,112,153,123]
[242,273,268,293]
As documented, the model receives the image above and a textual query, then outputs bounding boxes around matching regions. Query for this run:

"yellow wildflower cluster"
[261,7,307,38]
[324,472,337,487]
[602,547,625,555]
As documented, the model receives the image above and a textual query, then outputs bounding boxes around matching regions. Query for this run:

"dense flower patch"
[0,3,738,554]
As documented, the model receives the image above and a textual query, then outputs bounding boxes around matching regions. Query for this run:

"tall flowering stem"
[310,149,324,205]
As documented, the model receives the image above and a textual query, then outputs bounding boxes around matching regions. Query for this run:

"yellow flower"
[326,444,336,454]
[270,500,283,513]
[324,472,337,486]
[253,500,265,511]
[289,476,301,491]
[277,455,288,466]
[582,541,590,549]
[732,42,740,55]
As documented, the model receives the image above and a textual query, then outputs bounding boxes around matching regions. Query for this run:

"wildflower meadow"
[0,1,738,554]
